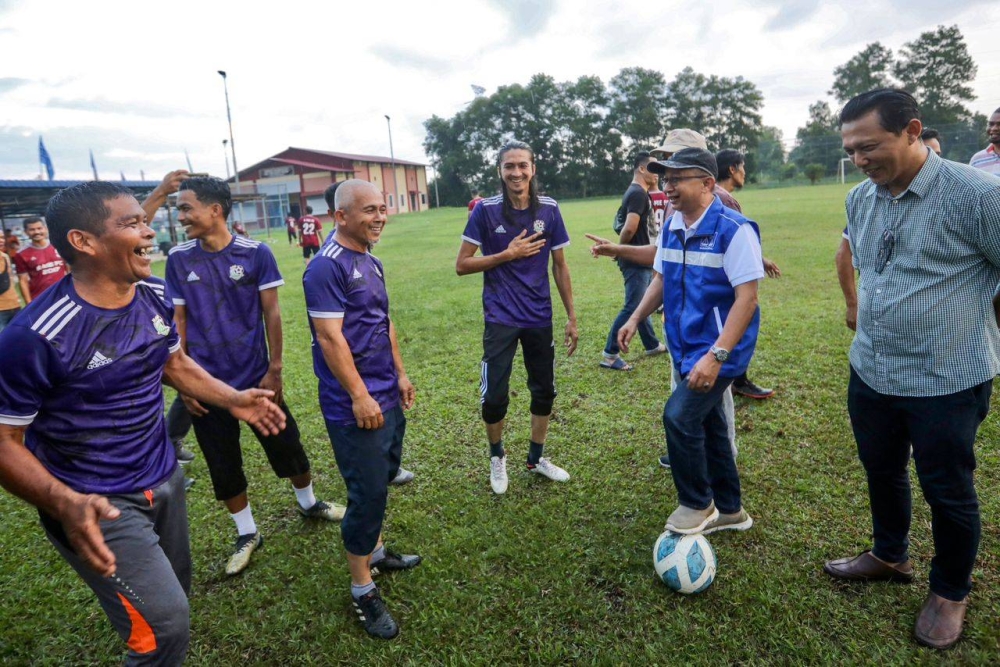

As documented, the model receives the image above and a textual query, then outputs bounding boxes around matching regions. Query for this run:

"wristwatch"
[709,346,730,363]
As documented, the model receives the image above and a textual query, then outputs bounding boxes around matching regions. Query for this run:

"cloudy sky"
[2,0,998,182]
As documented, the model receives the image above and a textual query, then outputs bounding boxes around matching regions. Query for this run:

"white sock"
[293,482,317,510]
[231,505,256,536]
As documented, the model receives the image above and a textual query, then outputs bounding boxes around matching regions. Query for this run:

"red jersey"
[298,215,322,247]
[468,197,483,214]
[649,190,668,233]
[13,243,67,299]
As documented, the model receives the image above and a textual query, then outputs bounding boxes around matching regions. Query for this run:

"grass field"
[2,182,1000,664]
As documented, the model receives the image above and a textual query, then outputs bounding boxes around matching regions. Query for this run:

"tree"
[829,43,895,103]
[557,75,622,198]
[804,163,825,184]
[664,67,764,154]
[894,25,977,127]
[608,67,668,154]
[780,163,797,181]
[751,126,786,182]
[790,101,843,174]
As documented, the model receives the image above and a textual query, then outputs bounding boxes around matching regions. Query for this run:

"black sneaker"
[175,445,196,464]
[732,378,774,399]
[659,455,671,469]
[352,589,399,639]
[184,476,195,492]
[373,549,422,572]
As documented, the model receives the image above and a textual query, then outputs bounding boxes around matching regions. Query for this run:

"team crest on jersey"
[229,264,245,282]
[533,220,545,234]
[699,234,717,250]
[152,315,171,337]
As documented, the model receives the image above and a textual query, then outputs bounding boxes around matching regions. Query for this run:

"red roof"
[235,147,425,181]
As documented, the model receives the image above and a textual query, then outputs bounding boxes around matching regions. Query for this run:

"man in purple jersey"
[0,181,285,665]
[456,140,578,495]
[304,179,420,640]
[166,177,346,577]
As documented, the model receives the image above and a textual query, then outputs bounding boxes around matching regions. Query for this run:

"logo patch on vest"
[699,234,717,250]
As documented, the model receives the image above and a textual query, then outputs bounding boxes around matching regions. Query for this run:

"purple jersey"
[302,240,399,425]
[0,276,180,495]
[461,194,570,328]
[165,236,284,390]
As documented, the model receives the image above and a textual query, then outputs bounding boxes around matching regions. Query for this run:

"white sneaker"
[529,457,570,482]
[490,455,508,494]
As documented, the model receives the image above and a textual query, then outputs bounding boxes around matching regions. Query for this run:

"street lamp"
[217,70,258,235]
[384,114,401,213]
[222,139,231,180]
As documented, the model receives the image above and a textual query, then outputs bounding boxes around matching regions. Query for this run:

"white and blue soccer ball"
[653,531,716,594]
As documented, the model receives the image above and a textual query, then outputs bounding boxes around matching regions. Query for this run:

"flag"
[185,149,194,172]
[120,171,126,181]
[471,84,486,97]
[90,150,99,180]
[140,169,145,181]
[38,137,55,181]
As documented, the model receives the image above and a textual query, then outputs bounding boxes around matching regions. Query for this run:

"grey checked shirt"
[847,149,1000,396]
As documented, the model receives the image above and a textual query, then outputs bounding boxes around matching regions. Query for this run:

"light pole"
[217,70,257,235]
[222,139,231,180]
[384,114,401,213]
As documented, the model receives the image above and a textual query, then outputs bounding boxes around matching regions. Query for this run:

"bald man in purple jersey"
[0,181,285,665]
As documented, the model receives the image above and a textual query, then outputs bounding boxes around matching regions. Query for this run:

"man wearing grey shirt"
[823,89,1000,650]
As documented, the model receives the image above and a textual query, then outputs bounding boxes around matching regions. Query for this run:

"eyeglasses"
[662,175,707,187]
[876,229,894,274]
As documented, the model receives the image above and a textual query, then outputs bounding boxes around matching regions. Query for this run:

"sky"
[2,0,999,182]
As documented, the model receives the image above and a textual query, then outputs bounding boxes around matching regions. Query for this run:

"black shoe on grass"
[374,550,422,572]
[352,590,399,639]
[732,378,774,399]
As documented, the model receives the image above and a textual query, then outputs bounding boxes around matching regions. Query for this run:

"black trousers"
[847,366,991,601]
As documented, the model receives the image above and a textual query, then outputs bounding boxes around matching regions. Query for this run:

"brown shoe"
[914,592,967,649]
[823,550,914,583]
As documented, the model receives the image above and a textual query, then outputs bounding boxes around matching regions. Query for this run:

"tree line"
[423,25,988,205]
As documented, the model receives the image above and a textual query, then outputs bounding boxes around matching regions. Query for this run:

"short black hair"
[305,206,313,214]
[632,151,652,171]
[715,149,745,182]
[324,182,342,210]
[178,177,232,218]
[44,181,136,264]
[839,88,920,135]
[24,216,44,227]
[920,128,940,142]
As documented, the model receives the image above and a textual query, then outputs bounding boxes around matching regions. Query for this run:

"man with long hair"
[456,140,578,495]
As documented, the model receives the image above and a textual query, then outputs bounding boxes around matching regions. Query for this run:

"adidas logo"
[352,268,363,280]
[186,271,200,282]
[87,351,114,370]
[494,225,506,234]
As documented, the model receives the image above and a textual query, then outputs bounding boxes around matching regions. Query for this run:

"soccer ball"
[653,531,716,594]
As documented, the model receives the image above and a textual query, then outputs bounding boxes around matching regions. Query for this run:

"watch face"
[713,347,729,362]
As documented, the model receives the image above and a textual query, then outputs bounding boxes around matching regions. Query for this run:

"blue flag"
[90,150,99,180]
[39,137,55,181]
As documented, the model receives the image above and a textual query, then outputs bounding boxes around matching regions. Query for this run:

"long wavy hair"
[497,140,541,226]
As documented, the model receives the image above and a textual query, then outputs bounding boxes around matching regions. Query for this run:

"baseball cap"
[651,129,708,157]
[647,147,719,179]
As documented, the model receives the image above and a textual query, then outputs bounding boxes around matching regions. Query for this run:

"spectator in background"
[286,212,298,245]
[969,107,1000,176]
[298,206,324,265]
[3,231,19,258]
[715,149,781,400]
[0,234,21,331]
[14,217,68,304]
[468,192,484,219]
[598,151,664,371]
[920,128,942,156]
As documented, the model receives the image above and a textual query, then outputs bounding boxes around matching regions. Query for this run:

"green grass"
[2,182,1000,664]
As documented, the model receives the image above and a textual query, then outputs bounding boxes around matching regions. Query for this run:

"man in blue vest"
[618,148,764,534]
